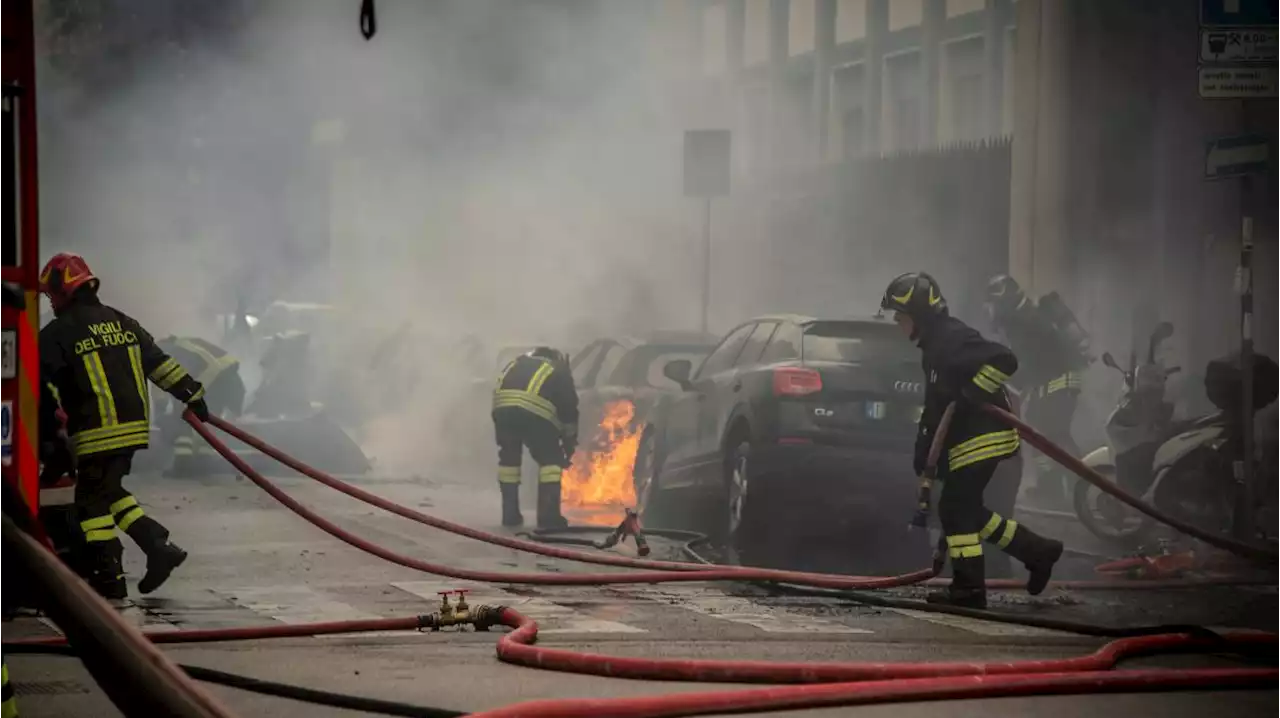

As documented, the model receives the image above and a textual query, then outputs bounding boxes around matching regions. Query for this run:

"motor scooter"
[1074,322,1206,544]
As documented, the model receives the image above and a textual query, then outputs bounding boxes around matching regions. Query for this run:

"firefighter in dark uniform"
[155,336,245,477]
[492,347,578,529]
[881,272,1063,608]
[38,253,211,599]
[985,274,1089,508]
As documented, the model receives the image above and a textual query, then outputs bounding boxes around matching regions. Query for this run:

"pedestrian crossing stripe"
[613,586,873,634]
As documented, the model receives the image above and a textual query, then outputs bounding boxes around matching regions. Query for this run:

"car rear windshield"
[801,322,915,364]
[610,345,711,390]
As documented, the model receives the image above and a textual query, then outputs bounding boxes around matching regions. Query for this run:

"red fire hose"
[186,414,933,590]
[985,405,1279,563]
[493,606,1273,682]
[465,667,1276,718]
[200,415,1264,591]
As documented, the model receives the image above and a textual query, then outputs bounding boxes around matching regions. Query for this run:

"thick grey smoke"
[36,0,720,476]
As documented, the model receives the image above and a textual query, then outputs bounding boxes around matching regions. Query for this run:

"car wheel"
[722,441,766,561]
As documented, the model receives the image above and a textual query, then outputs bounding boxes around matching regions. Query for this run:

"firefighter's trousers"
[493,407,568,528]
[937,456,1058,596]
[2,659,15,718]
[1024,387,1080,504]
[76,451,171,596]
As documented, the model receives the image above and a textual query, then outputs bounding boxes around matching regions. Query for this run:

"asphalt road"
[4,469,1276,717]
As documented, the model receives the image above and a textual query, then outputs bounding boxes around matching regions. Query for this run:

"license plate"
[865,401,887,420]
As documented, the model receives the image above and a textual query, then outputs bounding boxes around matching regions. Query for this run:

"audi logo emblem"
[894,381,924,393]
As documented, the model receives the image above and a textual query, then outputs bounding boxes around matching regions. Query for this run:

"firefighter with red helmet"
[492,347,578,529]
[881,272,1063,608]
[38,252,211,599]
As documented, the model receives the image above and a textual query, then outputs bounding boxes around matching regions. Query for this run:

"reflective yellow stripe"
[978,513,1003,541]
[945,533,980,547]
[84,528,116,542]
[128,345,150,421]
[2,699,15,718]
[948,544,984,559]
[174,338,238,386]
[47,381,62,405]
[537,465,562,484]
[949,430,1020,462]
[949,438,1020,470]
[83,353,113,427]
[190,385,206,401]
[150,354,193,391]
[498,466,522,484]
[109,496,139,515]
[80,515,114,531]
[116,506,145,531]
[997,519,1018,548]
[526,362,554,395]
[73,420,150,444]
[972,373,1000,392]
[493,391,562,429]
[978,364,1009,384]
[74,430,151,457]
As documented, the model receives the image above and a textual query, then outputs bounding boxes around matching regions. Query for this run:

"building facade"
[665,0,1018,180]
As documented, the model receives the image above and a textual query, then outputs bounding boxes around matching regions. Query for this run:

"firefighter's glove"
[187,397,211,423]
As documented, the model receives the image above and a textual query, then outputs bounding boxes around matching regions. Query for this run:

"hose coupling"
[470,605,507,632]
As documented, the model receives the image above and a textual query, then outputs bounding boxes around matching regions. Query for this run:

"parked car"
[637,315,931,569]
[570,332,716,441]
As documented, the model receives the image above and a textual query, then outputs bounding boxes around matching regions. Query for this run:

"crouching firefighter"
[156,336,245,477]
[38,253,212,599]
[492,347,579,529]
[881,272,1063,608]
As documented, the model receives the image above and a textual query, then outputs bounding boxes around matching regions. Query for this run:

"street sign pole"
[683,129,732,337]
[1234,183,1256,542]
[701,198,712,336]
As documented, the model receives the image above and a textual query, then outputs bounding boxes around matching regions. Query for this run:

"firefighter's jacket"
[997,305,1083,396]
[40,296,205,458]
[157,337,240,390]
[915,315,1019,476]
[492,355,580,436]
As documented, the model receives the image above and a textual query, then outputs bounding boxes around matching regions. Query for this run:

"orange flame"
[562,400,642,526]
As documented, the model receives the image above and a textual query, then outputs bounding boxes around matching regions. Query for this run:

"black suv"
[638,315,930,562]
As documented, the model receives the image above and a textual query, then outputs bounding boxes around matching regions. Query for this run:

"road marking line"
[215,584,421,639]
[392,581,647,634]
[883,607,1071,637]
[619,587,873,634]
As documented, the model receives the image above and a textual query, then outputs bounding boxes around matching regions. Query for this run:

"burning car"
[559,332,715,526]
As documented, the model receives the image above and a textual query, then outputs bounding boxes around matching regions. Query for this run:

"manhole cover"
[14,680,91,696]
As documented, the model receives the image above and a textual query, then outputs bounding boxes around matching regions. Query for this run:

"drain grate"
[14,680,91,696]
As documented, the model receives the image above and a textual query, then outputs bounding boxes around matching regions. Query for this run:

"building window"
[745,0,770,66]
[836,0,867,42]
[888,0,923,31]
[941,36,986,142]
[702,3,727,75]
[883,50,922,153]
[832,63,866,159]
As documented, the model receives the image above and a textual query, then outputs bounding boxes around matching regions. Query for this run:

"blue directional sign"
[1201,0,1278,28]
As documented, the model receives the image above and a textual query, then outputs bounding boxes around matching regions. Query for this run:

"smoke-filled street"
[3,1,1277,717]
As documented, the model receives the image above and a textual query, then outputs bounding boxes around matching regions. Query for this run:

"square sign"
[1201,0,1278,28]
[683,130,732,198]
[1201,28,1277,63]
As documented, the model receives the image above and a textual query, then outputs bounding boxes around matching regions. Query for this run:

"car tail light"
[773,367,822,397]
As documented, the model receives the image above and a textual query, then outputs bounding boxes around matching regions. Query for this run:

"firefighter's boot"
[926,555,986,609]
[125,516,188,595]
[1002,525,1063,596]
[500,482,524,528]
[85,539,127,600]
[537,481,569,531]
